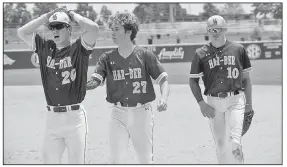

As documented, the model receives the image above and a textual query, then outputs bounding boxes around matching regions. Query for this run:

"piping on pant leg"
[82,107,88,164]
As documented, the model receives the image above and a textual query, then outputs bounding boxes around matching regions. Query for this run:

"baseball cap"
[48,12,71,26]
[207,15,227,29]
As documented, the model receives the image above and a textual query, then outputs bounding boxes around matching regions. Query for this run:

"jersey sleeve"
[145,49,168,83]
[80,33,97,51]
[240,46,253,73]
[92,53,107,85]
[32,33,48,54]
[72,35,95,57]
[189,52,203,78]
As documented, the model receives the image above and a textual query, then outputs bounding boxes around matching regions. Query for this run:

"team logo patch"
[53,14,57,20]
[246,44,261,60]
[31,52,40,68]
[213,18,218,25]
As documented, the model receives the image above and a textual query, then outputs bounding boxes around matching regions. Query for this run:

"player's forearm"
[159,79,170,101]
[17,14,48,37]
[189,78,204,103]
[69,11,99,33]
[242,76,252,106]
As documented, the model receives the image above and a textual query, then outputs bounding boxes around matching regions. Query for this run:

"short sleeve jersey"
[92,46,168,105]
[190,40,252,95]
[33,34,94,106]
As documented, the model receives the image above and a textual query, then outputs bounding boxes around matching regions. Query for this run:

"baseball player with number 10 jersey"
[189,15,254,164]
[86,12,170,164]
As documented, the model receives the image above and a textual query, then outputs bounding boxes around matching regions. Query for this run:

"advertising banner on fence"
[3,40,282,69]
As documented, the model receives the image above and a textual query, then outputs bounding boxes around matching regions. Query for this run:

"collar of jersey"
[210,39,229,50]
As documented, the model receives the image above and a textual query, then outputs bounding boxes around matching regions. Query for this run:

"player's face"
[110,22,131,45]
[49,23,71,45]
[207,28,226,40]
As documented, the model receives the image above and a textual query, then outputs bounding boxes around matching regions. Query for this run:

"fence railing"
[4,19,282,45]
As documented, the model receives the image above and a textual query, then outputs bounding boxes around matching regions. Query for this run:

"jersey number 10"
[227,67,239,79]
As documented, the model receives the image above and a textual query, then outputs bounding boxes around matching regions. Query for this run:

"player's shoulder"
[134,46,155,57]
[196,43,211,51]
[195,43,211,59]
[35,33,49,42]
[101,48,117,60]
[104,48,117,56]
[34,33,55,48]
[228,40,244,49]
[137,45,150,52]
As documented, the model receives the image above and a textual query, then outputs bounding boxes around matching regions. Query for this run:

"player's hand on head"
[198,101,215,118]
[157,98,168,112]
[59,6,68,12]
[46,7,66,18]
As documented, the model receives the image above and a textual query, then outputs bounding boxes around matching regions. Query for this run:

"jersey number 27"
[133,81,147,94]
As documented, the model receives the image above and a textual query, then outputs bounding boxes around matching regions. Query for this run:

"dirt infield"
[4,85,282,164]
[3,60,282,164]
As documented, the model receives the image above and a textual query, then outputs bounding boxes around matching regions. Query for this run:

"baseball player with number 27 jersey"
[189,15,254,164]
[17,7,99,164]
[86,12,170,164]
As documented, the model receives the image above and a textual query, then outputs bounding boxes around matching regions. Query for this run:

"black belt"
[208,90,240,98]
[114,102,145,107]
[47,105,80,112]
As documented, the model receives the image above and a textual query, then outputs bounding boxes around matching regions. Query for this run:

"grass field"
[3,60,282,164]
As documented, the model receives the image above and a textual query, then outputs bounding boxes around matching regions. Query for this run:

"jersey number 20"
[62,68,76,85]
[133,81,147,94]
[227,67,239,79]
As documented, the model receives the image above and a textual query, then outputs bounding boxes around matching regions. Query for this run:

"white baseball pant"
[207,91,245,164]
[108,102,154,164]
[41,104,88,164]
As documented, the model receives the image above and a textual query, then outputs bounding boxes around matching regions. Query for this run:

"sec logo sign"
[31,52,40,67]
[246,44,261,60]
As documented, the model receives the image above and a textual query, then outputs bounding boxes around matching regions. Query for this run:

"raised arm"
[17,8,63,47]
[68,10,99,48]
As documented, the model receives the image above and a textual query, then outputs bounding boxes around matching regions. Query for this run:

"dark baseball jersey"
[190,40,252,95]
[32,33,94,106]
[92,46,167,105]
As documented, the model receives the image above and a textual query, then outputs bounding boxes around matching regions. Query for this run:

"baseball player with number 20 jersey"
[189,15,254,164]
[86,12,170,164]
[17,7,99,164]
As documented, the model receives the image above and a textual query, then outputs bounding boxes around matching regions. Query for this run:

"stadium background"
[3,3,283,164]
